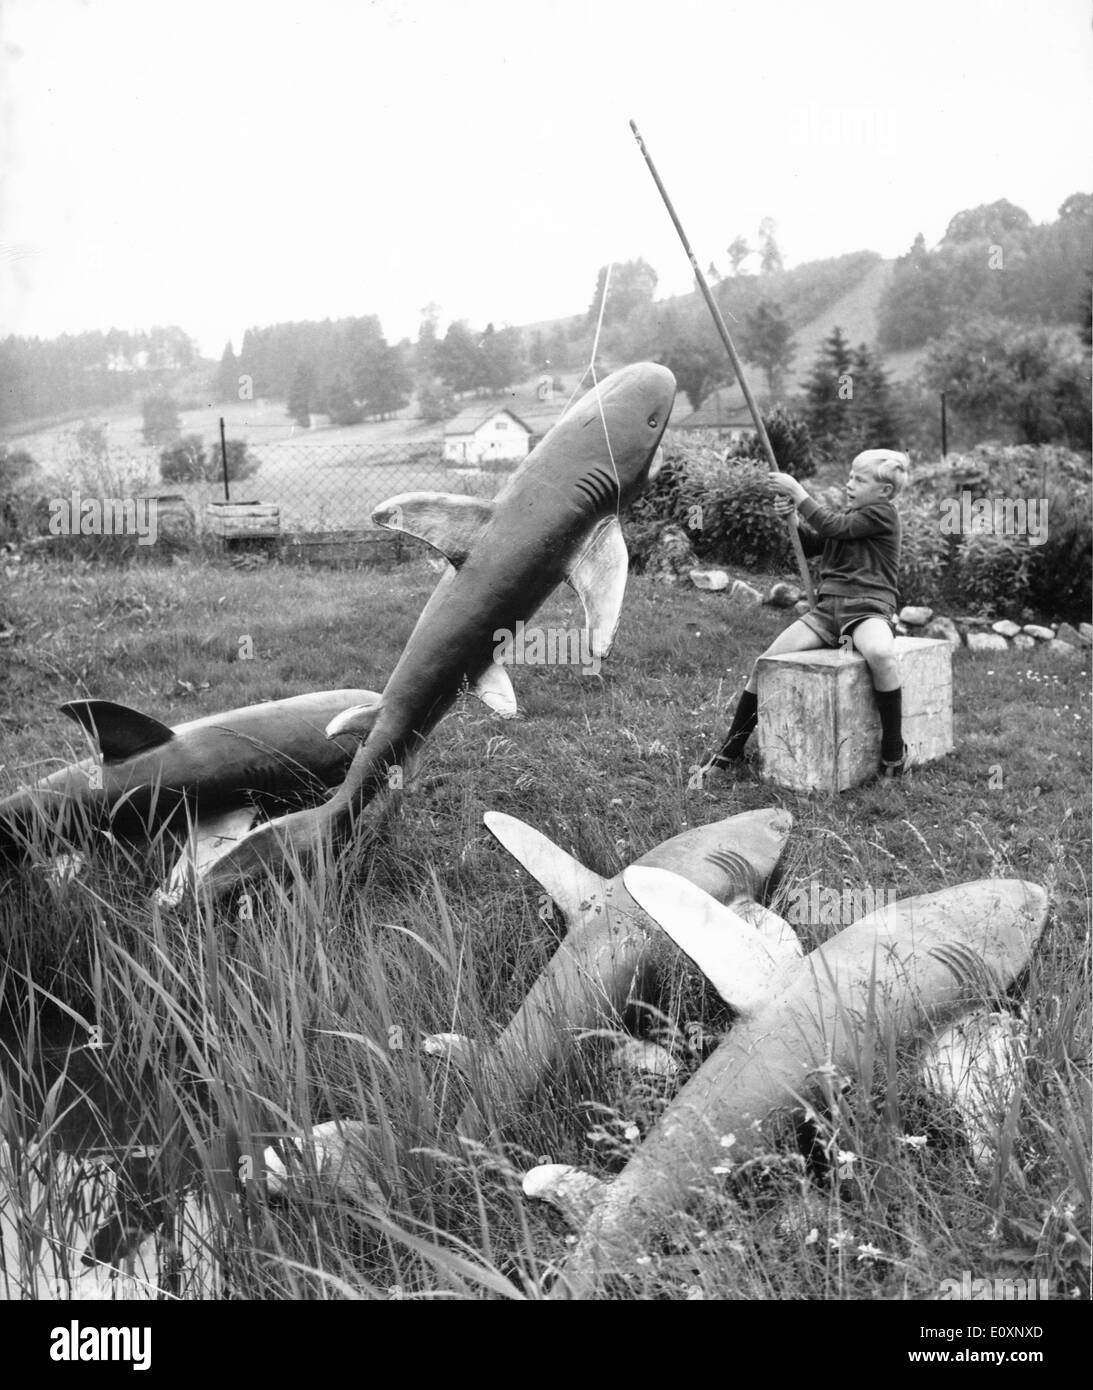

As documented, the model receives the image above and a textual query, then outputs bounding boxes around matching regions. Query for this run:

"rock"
[644,524,699,584]
[794,599,812,615]
[1021,624,1054,641]
[991,619,1021,639]
[610,1039,680,1079]
[1047,639,1079,659]
[966,632,1009,653]
[899,605,933,627]
[730,579,764,605]
[690,569,729,592]
[1011,634,1036,650]
[923,616,962,647]
[894,621,909,636]
[767,581,803,608]
[1078,623,1093,647]
[1056,622,1082,647]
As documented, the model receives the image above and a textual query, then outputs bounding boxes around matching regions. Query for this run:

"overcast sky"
[1,0,1090,358]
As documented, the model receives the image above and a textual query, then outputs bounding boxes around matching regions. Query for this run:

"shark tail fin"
[60,699,175,761]
[622,866,796,1014]
[484,811,605,922]
[566,516,628,658]
[325,698,384,742]
[371,492,495,568]
[522,1164,607,1226]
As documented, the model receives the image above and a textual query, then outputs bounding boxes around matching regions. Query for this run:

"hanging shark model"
[0,690,382,868]
[524,871,1049,1299]
[188,361,677,901]
[423,808,795,1140]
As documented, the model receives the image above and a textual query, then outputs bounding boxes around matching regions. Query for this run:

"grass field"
[0,551,1089,1300]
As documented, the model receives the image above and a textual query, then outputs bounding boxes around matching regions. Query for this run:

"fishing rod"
[629,118,815,605]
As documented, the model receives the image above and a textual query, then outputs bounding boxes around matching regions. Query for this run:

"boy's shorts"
[797,595,896,647]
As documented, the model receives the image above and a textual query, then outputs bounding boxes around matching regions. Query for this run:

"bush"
[697,463,794,569]
[951,531,1033,614]
[897,497,953,606]
[160,434,207,483]
[725,405,817,479]
[1025,478,1093,619]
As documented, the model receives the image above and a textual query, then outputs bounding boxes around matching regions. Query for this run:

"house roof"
[443,405,532,437]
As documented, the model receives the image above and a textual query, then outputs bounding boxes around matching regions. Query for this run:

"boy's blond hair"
[853,448,909,497]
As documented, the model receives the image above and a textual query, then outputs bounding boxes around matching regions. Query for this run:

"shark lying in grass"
[524,871,1049,1299]
[423,808,795,1140]
[189,361,677,901]
[0,690,381,874]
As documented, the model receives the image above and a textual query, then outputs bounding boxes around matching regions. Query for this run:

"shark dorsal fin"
[472,663,518,717]
[565,517,628,658]
[371,492,495,568]
[484,811,605,922]
[59,699,175,762]
[622,866,792,1014]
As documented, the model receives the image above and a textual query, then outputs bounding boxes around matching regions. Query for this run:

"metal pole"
[219,416,230,502]
[629,120,815,605]
[940,391,948,460]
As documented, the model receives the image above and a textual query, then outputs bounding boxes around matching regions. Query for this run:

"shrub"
[160,434,207,483]
[951,531,1032,614]
[725,405,817,479]
[1025,478,1093,619]
[898,497,953,606]
[694,462,793,570]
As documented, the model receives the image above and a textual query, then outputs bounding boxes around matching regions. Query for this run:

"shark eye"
[647,413,659,428]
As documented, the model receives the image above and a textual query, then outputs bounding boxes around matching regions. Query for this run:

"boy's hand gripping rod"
[629,119,815,606]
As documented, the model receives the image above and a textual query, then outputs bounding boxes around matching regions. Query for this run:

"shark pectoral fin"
[472,663,518,718]
[522,1164,607,1226]
[735,899,805,964]
[566,516,628,658]
[622,866,786,1014]
[483,811,606,922]
[325,698,384,742]
[157,806,259,906]
[60,699,175,761]
[919,1010,1026,1166]
[371,492,495,567]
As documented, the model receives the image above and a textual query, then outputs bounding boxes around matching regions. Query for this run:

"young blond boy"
[703,448,910,779]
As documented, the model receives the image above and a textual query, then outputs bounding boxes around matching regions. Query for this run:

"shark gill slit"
[572,468,619,511]
[703,847,758,894]
[925,941,1001,1001]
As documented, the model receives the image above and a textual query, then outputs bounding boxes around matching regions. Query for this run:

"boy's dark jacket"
[796,497,901,609]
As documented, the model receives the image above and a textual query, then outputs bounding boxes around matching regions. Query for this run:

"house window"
[495,420,507,430]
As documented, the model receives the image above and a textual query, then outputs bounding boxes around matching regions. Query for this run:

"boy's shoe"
[691,752,745,791]
[879,741,909,779]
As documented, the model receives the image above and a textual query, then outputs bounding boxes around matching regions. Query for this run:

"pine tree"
[215,343,239,402]
[848,343,902,450]
[803,327,855,457]
[287,362,315,427]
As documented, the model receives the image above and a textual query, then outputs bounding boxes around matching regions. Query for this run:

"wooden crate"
[756,636,954,793]
[206,501,280,540]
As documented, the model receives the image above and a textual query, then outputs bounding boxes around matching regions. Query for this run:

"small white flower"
[624,1124,640,1142]
[719,1133,736,1149]
[685,1285,705,1300]
[856,1242,884,1263]
[711,1164,733,1176]
[899,1134,928,1150]
[836,1149,858,1180]
[635,1255,651,1267]
[829,1230,851,1250]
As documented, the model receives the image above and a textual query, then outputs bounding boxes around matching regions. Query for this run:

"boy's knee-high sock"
[715,689,759,762]
[873,685,903,761]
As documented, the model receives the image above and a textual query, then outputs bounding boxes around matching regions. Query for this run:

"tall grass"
[0,556,1089,1298]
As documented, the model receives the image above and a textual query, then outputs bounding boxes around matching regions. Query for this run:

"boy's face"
[846,460,892,509]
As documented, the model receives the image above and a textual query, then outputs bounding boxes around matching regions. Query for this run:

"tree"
[418,378,455,424]
[585,258,658,328]
[479,323,525,393]
[287,362,316,427]
[942,199,1032,246]
[877,232,952,351]
[435,321,482,395]
[142,389,181,446]
[758,217,784,275]
[846,343,902,450]
[323,376,362,427]
[215,343,239,402]
[0,443,35,490]
[359,341,412,419]
[921,315,1091,447]
[416,304,440,380]
[740,298,796,395]
[803,327,855,455]
[659,341,727,413]
[727,235,751,276]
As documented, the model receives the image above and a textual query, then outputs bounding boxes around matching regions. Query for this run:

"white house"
[442,406,532,465]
